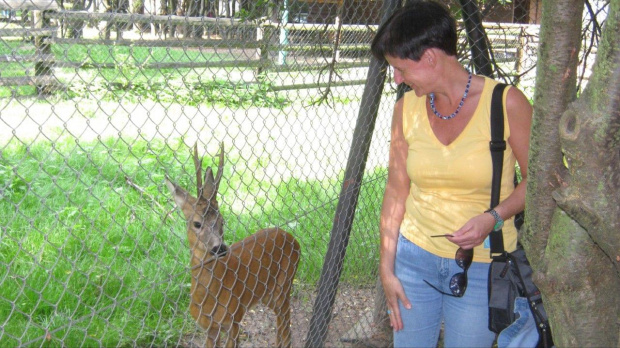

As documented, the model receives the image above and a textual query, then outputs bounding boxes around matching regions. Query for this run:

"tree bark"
[523,0,582,267]
[527,0,620,345]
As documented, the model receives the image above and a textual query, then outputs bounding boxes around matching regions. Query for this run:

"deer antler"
[192,143,225,201]
[193,143,203,199]
[214,142,224,194]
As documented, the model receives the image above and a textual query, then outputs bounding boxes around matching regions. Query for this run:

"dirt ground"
[179,285,392,348]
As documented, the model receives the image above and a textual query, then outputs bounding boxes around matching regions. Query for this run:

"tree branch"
[556,0,620,275]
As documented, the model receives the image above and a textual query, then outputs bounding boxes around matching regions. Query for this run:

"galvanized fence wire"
[0,0,605,347]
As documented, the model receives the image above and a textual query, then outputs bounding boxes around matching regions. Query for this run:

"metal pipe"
[304,0,401,345]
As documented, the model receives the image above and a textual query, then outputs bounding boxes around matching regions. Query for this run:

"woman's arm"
[500,86,532,217]
[380,97,412,331]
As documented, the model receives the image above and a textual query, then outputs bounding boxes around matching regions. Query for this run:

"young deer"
[166,144,301,348]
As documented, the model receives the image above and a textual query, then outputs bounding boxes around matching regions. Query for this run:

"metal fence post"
[459,0,493,77]
[304,0,401,345]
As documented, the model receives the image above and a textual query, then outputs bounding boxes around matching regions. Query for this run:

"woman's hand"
[448,213,495,250]
[382,272,411,332]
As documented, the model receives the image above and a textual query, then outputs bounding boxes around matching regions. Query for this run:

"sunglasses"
[424,247,473,297]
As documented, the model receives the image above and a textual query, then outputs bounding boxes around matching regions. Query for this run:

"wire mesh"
[0,0,606,346]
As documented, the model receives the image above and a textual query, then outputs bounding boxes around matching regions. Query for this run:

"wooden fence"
[0,0,59,94]
[0,5,542,94]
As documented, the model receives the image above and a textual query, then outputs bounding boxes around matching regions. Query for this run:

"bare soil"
[179,285,392,348]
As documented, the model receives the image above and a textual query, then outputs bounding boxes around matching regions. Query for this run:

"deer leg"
[205,327,219,348]
[223,323,240,348]
[274,297,292,348]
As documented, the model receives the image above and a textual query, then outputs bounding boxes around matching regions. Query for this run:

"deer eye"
[193,222,202,229]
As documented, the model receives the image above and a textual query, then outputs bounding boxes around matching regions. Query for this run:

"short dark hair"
[371,0,458,62]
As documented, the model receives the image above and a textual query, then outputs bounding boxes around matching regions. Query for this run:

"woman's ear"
[423,49,438,68]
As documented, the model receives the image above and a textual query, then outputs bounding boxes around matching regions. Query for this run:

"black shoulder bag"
[487,84,554,347]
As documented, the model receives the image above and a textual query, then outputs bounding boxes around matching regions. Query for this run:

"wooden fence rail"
[0,7,541,94]
[0,0,59,94]
[0,0,58,11]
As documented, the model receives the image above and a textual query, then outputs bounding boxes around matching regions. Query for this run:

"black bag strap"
[507,251,555,348]
[488,89,555,346]
[489,83,508,257]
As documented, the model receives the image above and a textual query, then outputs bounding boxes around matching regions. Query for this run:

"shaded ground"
[179,285,391,348]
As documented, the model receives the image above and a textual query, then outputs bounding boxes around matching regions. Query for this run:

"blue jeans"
[497,297,540,347]
[393,234,496,347]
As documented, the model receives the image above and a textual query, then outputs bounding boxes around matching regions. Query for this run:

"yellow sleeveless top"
[400,77,518,263]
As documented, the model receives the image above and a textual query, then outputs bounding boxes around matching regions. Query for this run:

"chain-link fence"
[0,0,606,346]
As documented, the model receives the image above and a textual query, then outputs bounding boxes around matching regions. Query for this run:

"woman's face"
[385,54,433,97]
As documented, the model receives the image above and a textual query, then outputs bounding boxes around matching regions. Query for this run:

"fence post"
[33,9,52,94]
[256,24,263,61]
[334,16,340,62]
[458,0,493,77]
[304,0,401,345]
[278,0,288,65]
[257,23,273,76]
[304,57,386,348]
[515,27,526,78]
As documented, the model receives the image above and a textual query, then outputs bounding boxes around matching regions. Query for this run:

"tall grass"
[0,138,384,346]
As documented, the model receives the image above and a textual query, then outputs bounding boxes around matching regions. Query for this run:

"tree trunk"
[524,0,581,267]
[526,0,620,345]
[67,0,85,38]
[132,0,149,33]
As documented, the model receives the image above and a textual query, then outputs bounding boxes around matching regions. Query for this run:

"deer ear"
[166,179,197,216]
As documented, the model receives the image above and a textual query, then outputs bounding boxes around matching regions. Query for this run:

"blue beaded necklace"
[429,70,472,120]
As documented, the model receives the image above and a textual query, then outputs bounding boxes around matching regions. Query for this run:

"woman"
[371,1,533,346]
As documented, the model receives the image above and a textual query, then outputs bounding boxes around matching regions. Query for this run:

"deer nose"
[210,244,228,257]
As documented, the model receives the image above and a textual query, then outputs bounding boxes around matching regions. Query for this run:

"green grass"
[57,43,233,65]
[0,42,289,108]
[0,138,384,346]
